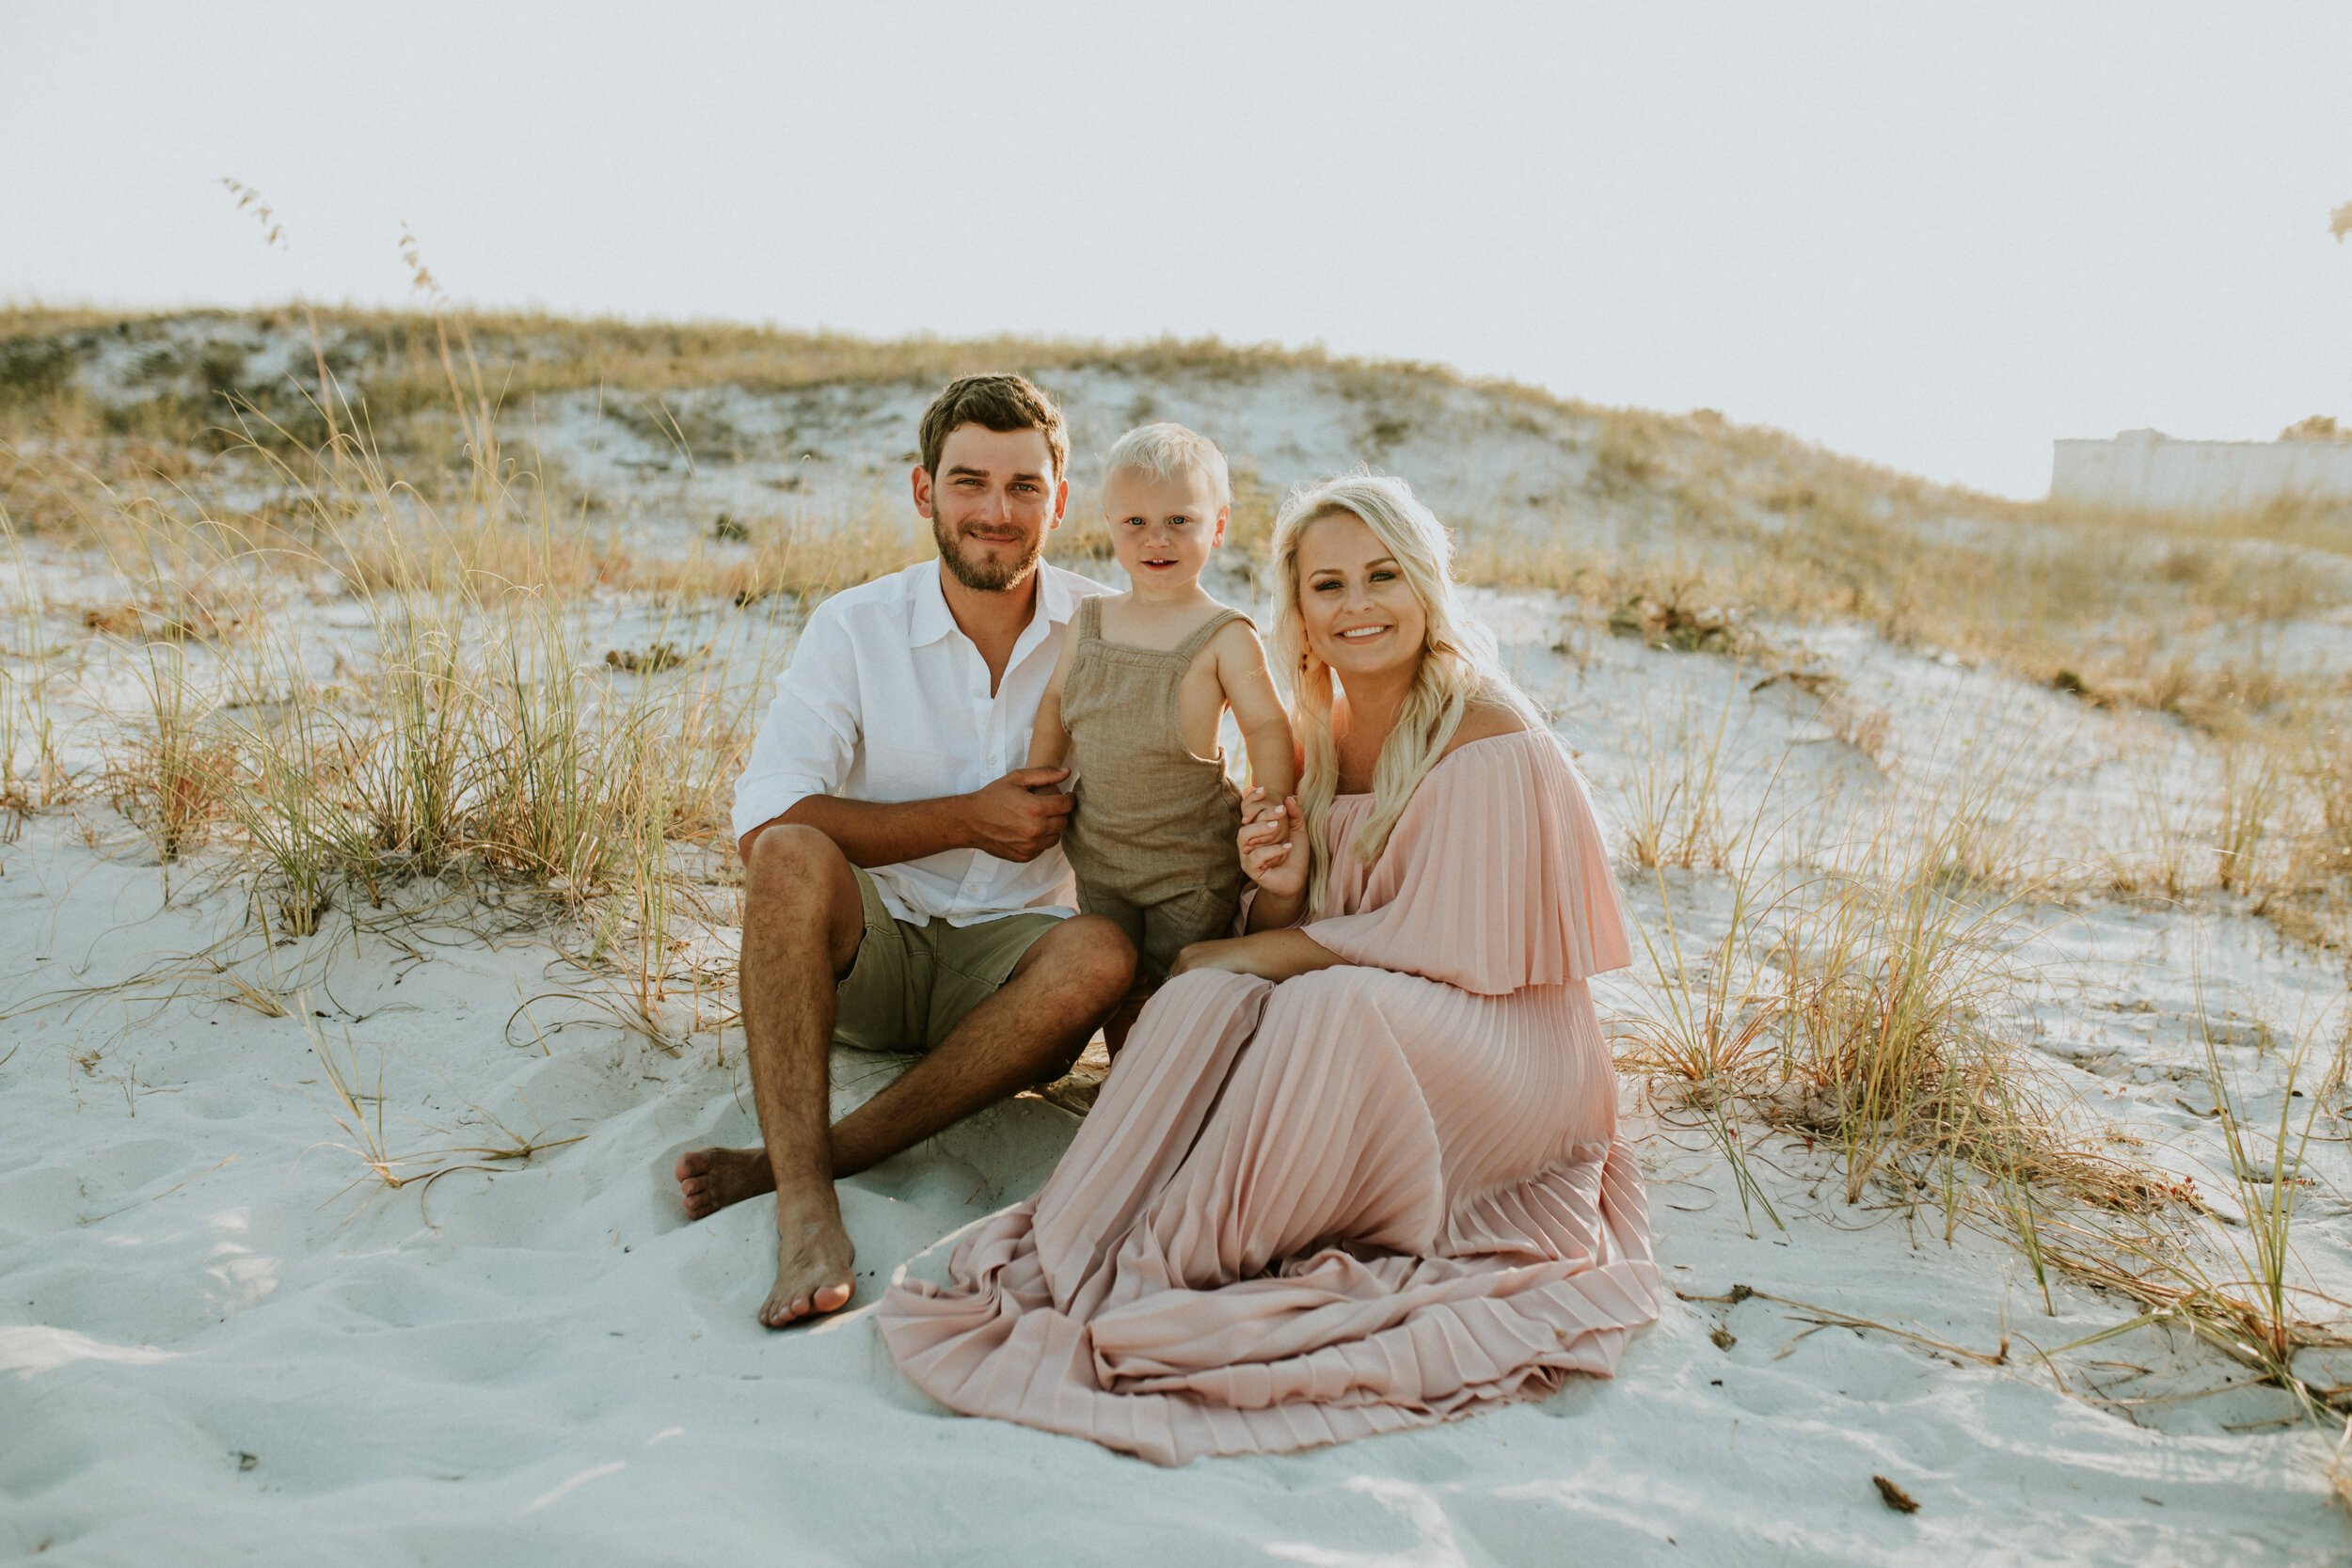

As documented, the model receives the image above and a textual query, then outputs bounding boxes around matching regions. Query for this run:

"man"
[674,373,1136,1327]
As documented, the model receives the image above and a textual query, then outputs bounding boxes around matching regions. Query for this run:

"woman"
[876,473,1658,1465]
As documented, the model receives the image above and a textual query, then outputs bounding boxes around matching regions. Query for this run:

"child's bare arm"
[1025,630,1078,771]
[1215,623,1298,800]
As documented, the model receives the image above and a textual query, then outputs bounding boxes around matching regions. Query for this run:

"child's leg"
[1076,884,1145,952]
[1078,886,1151,1057]
[1103,991,1149,1057]
[1137,886,1244,990]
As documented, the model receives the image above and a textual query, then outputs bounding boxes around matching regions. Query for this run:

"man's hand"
[963,768,1075,862]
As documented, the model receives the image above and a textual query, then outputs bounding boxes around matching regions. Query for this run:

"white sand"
[8,635,2344,1563]
[5,333,2349,1562]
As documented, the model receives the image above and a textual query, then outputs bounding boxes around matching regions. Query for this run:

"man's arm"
[741,795,961,867]
[742,774,1073,866]
[732,595,1077,865]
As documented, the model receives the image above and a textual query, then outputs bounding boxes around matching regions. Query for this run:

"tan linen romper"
[1058,597,1248,985]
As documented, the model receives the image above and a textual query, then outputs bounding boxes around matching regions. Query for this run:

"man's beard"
[933,516,1042,592]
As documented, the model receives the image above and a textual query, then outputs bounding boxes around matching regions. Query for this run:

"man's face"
[913,424,1068,592]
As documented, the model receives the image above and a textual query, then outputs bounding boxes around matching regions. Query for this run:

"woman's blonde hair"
[1266,472,1541,914]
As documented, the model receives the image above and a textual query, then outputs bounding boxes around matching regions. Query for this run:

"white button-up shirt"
[731,560,1108,927]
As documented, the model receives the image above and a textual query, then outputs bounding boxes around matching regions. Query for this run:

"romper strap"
[1075,593,1103,641]
[1170,607,1251,664]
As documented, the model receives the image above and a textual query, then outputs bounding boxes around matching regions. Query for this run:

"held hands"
[965,768,1074,862]
[1238,785,1307,900]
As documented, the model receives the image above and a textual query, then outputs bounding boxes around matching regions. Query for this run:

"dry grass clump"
[1618,678,1742,871]
[2093,707,2352,946]
[103,640,236,864]
[2107,749,2207,903]
[2051,492,2352,562]
[1455,535,1817,634]
[1768,800,2145,1232]
[1606,588,1748,656]
[2302,715,2352,878]
[1617,796,1791,1233]
[201,563,772,948]
[2018,999,2352,1440]
[2258,710,2352,951]
[0,508,67,816]
[1623,760,2178,1266]
[2216,741,2285,898]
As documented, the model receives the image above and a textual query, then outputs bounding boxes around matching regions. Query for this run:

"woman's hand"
[1238,786,1307,902]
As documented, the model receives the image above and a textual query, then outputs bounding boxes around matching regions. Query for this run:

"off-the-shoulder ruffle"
[1303,731,1631,994]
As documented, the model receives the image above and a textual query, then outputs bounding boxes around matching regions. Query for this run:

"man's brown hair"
[918,373,1070,482]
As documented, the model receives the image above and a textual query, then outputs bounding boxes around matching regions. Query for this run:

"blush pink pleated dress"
[876,730,1660,1465]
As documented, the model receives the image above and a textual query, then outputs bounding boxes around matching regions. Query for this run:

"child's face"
[1102,466,1227,590]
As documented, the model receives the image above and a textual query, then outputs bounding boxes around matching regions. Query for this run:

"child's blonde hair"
[1267,471,1542,914]
[1103,422,1232,510]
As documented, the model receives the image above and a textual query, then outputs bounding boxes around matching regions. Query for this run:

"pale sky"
[6,2,2347,499]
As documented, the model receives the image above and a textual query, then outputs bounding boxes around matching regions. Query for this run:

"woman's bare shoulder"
[1438,699,1532,759]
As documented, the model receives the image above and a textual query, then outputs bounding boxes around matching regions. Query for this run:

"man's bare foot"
[675,1146,775,1219]
[762,1180,856,1328]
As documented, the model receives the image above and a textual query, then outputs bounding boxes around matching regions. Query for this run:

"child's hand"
[1238,787,1307,901]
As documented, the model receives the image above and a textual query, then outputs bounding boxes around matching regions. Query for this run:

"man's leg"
[673,824,866,1327]
[678,909,1133,1197]
[825,912,1135,1177]
[675,844,1133,1323]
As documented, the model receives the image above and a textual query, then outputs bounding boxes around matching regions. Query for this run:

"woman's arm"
[1215,624,1298,800]
[1168,927,1341,982]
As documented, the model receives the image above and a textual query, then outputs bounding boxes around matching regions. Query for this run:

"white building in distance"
[2051,422,2352,512]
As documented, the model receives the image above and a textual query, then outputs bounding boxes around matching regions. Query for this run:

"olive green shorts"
[832,867,1062,1053]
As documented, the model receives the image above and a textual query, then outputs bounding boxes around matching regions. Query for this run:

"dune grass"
[1622,745,2165,1226]
[30,327,791,1026]
[9,302,2348,760]
[1612,696,2352,1490]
